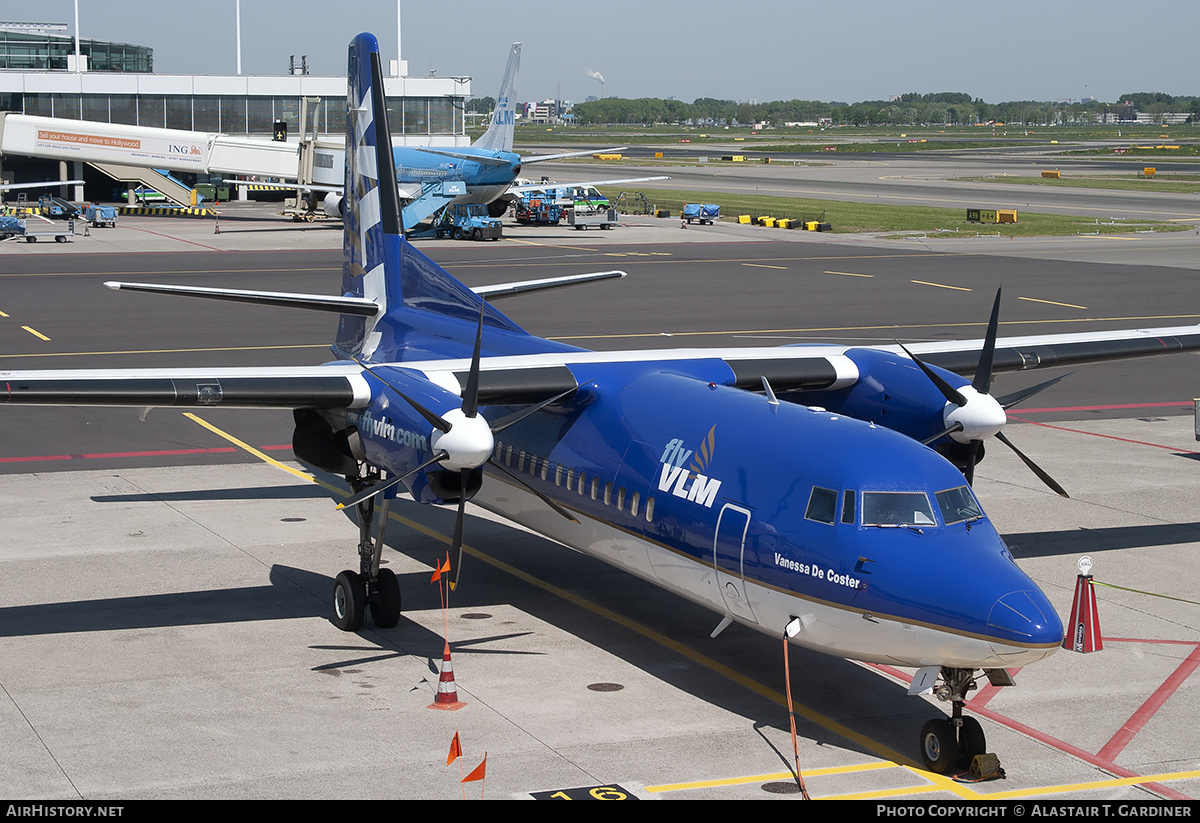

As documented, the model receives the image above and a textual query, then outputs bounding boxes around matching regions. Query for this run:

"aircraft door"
[713,503,759,625]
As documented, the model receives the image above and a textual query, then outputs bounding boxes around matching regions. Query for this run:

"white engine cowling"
[323,192,344,218]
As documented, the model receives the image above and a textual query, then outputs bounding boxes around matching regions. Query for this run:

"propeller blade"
[996,372,1075,411]
[448,468,469,590]
[488,384,582,435]
[462,302,486,420]
[336,450,450,510]
[996,431,1069,498]
[921,421,964,446]
[354,359,452,434]
[963,440,981,486]
[488,458,580,524]
[972,287,1002,396]
[895,340,967,408]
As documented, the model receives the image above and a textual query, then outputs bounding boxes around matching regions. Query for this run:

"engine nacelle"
[795,348,969,445]
[292,408,360,476]
[323,191,344,219]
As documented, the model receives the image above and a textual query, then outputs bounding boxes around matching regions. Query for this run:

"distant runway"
[536,154,1200,223]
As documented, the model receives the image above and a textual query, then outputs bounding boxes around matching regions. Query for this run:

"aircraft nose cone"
[987,590,1064,662]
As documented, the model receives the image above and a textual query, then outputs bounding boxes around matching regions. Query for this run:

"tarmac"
[2,199,1200,801]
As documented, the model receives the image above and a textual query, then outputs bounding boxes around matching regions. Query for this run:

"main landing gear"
[919,667,989,774]
[332,468,402,632]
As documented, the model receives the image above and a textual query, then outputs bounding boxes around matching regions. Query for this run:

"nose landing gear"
[919,667,992,775]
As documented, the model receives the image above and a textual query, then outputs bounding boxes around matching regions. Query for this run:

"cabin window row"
[495,442,655,523]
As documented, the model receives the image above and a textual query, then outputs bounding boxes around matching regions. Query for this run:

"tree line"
[565,91,1200,127]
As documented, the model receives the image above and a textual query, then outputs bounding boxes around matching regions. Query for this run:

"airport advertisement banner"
[2,115,212,171]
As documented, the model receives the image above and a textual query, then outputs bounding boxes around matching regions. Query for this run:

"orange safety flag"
[431,554,451,583]
[446,731,462,766]
[462,753,487,783]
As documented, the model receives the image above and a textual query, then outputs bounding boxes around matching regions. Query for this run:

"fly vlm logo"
[657,425,722,507]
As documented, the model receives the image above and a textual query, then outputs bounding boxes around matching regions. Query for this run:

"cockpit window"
[935,486,984,525]
[862,491,936,527]
[805,487,838,525]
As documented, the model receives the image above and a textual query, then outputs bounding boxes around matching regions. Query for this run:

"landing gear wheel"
[370,567,402,628]
[332,570,366,631]
[959,716,986,767]
[920,718,958,774]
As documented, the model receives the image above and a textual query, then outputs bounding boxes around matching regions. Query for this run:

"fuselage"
[346,355,1064,670]
[392,147,521,207]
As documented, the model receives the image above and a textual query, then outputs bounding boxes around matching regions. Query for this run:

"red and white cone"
[429,641,466,711]
[1063,556,1102,653]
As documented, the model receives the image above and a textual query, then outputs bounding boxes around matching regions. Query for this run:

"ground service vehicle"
[683,203,720,224]
[0,214,75,242]
[513,192,563,225]
[37,194,80,219]
[85,204,119,228]
[436,204,503,240]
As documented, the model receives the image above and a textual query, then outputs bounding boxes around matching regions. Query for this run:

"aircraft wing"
[222,179,342,194]
[901,325,1200,376]
[508,175,670,194]
[0,365,372,409]
[9,322,1198,411]
[521,147,629,163]
[353,320,1200,402]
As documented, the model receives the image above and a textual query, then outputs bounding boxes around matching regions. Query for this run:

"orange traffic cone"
[429,641,466,711]
[1063,556,1102,653]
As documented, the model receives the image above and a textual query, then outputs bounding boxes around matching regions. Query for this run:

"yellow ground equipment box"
[738,214,751,224]
[1041,170,1060,179]
[592,153,623,160]
[967,209,1018,224]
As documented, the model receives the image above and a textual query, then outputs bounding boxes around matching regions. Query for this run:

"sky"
[35,0,1200,105]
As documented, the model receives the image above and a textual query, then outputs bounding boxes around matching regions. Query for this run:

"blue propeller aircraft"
[7,33,1200,776]
[319,42,667,221]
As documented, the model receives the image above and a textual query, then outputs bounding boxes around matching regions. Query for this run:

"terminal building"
[0,21,471,196]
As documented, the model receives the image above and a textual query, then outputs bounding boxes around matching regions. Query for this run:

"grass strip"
[597,186,1189,236]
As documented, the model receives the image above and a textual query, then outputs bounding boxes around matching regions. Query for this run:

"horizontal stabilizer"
[104,281,380,316]
[472,271,626,300]
[413,147,512,167]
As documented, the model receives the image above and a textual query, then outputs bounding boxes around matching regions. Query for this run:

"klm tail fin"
[471,43,520,154]
[336,33,525,363]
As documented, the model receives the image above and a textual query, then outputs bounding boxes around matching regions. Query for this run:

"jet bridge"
[0,112,469,227]
[0,112,327,199]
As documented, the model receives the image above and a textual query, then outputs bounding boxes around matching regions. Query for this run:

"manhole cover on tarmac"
[761,780,802,794]
[586,682,624,692]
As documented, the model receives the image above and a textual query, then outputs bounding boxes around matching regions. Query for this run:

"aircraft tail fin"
[335,33,527,363]
[471,43,520,154]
